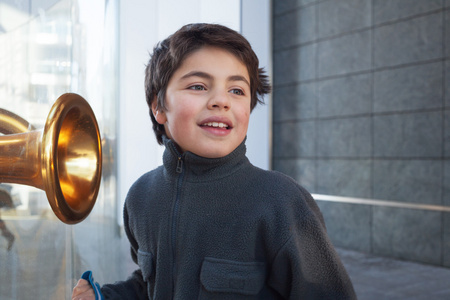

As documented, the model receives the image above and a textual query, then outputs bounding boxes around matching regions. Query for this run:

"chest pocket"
[199,257,266,299]
[137,249,154,281]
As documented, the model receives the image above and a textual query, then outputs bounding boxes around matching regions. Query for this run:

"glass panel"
[0,0,119,299]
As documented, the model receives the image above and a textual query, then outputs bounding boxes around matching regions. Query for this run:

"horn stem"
[0,108,35,134]
[0,130,44,188]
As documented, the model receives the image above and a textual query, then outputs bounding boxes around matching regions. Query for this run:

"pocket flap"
[137,250,153,280]
[200,257,266,295]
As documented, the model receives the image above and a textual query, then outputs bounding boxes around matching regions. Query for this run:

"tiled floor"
[337,248,450,300]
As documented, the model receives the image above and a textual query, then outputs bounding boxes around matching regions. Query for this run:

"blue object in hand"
[81,270,104,300]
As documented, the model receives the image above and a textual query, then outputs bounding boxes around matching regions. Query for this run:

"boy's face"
[152,46,251,158]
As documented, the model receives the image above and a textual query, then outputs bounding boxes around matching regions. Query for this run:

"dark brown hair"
[145,23,271,145]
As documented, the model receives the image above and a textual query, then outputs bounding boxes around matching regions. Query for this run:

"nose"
[207,89,230,110]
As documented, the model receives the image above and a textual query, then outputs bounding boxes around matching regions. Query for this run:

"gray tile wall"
[373,112,442,158]
[373,0,442,25]
[317,0,371,38]
[373,14,442,68]
[317,73,372,118]
[272,0,450,267]
[373,62,443,113]
[318,31,372,77]
[446,110,450,156]
[317,201,372,252]
[372,207,442,265]
[316,159,372,198]
[446,61,450,107]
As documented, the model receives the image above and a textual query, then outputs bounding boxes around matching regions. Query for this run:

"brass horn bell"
[0,93,102,224]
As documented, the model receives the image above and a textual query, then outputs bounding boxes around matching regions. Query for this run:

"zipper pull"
[176,156,183,173]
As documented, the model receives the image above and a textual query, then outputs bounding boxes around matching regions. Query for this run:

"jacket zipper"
[171,155,184,297]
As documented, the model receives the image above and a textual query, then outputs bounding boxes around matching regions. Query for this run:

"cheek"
[174,104,197,127]
[166,104,196,135]
[238,106,251,127]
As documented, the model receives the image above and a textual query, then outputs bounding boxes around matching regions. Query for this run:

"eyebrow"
[180,71,250,88]
[228,75,250,88]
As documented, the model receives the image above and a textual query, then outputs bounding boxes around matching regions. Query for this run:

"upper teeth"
[203,122,228,128]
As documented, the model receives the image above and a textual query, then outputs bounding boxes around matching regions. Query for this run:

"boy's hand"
[72,278,96,300]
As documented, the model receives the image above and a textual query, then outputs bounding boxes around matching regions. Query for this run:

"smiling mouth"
[201,122,230,129]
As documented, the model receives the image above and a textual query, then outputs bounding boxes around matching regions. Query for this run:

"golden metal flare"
[0,93,102,224]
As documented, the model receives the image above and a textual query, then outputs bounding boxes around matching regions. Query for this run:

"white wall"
[241,0,272,170]
[118,0,272,224]
[118,0,159,224]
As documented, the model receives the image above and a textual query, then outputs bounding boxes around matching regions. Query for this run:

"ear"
[151,99,167,124]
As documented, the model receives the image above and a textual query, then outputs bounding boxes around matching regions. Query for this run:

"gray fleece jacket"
[101,138,356,299]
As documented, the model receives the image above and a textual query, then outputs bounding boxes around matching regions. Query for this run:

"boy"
[72,23,356,300]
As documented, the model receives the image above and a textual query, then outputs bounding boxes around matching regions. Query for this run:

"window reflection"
[0,184,15,251]
[0,1,119,299]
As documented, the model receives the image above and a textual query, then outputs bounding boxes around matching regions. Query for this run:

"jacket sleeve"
[268,190,357,300]
[100,270,147,300]
[99,203,149,300]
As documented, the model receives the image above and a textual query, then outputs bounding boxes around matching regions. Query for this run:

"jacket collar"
[162,136,249,182]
